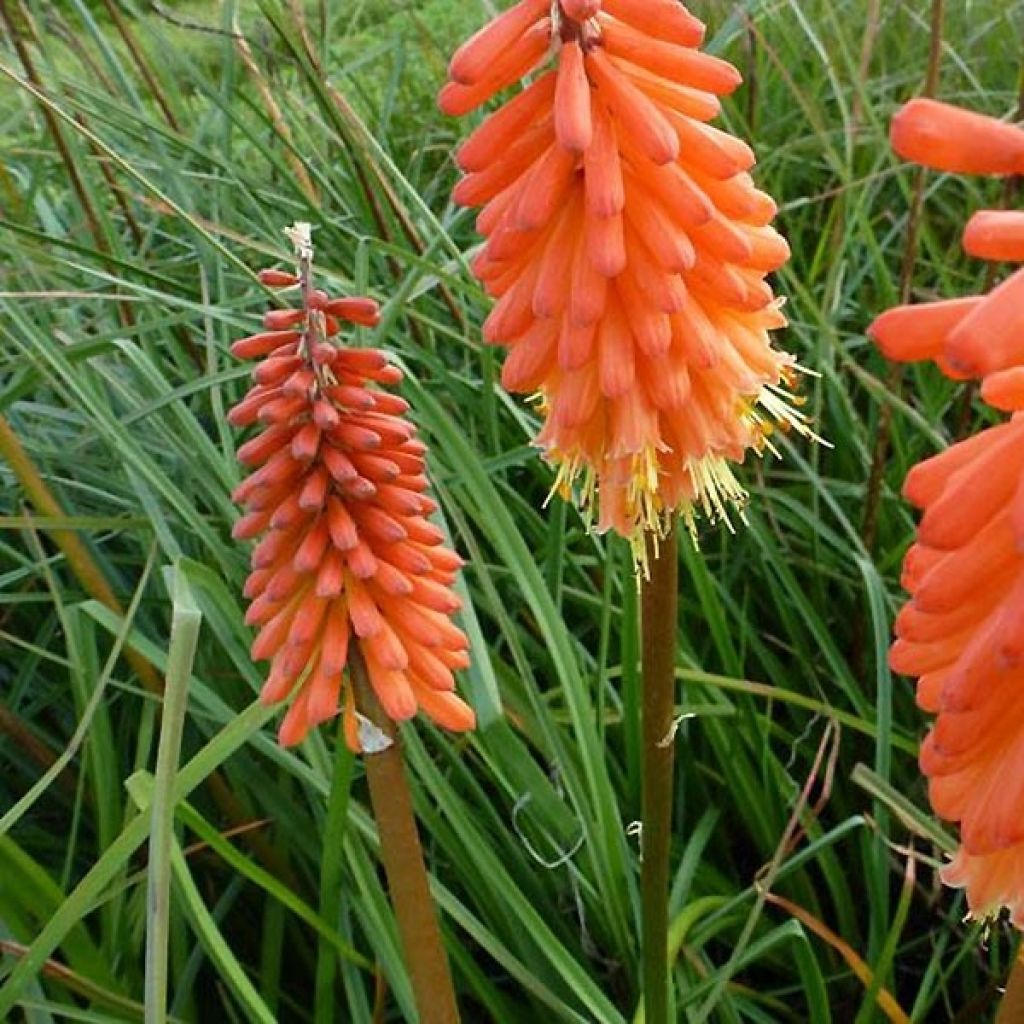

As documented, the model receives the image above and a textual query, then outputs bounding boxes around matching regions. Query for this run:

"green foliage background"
[1,0,1023,1020]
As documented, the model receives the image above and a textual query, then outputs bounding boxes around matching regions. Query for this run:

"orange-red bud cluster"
[441,0,809,550]
[230,266,475,749]
[870,97,1024,925]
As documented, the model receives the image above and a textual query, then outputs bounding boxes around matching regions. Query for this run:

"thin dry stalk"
[0,0,137,325]
[98,0,181,131]
[233,17,319,204]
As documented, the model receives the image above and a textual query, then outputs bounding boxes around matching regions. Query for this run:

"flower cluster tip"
[229,227,476,751]
[441,0,813,559]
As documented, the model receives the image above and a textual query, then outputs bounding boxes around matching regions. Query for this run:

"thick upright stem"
[998,947,1024,1024]
[350,648,460,1024]
[641,527,679,1024]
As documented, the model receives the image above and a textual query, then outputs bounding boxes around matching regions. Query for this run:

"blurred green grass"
[1,0,1023,1020]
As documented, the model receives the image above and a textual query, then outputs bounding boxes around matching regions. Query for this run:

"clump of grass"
[1,1,1022,1021]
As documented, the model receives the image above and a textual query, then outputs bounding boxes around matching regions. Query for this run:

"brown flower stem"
[861,0,945,555]
[98,0,181,132]
[0,700,77,797]
[0,414,131,629]
[349,646,460,1024]
[0,0,105,255]
[997,947,1024,1024]
[641,526,679,1024]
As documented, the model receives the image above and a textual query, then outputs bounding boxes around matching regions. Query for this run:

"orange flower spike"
[441,1,811,559]
[891,98,1024,176]
[230,224,475,750]
[872,94,1024,926]
[884,417,1024,925]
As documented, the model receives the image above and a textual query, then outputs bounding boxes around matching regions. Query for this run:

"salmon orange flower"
[229,226,475,750]
[440,0,811,558]
[869,98,1024,924]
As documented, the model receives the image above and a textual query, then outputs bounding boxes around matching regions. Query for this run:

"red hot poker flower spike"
[890,416,1024,926]
[870,98,1024,925]
[441,0,813,562]
[230,224,475,750]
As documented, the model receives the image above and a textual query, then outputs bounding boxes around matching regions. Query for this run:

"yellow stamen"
[540,372,824,573]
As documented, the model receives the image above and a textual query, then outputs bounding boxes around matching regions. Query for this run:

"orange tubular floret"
[555,41,594,153]
[866,298,982,363]
[230,262,475,750]
[602,0,705,46]
[447,0,550,86]
[891,98,1024,176]
[944,269,1024,377]
[982,369,1024,413]
[586,49,680,166]
[440,0,808,555]
[582,100,622,215]
[963,211,1024,263]
[600,17,741,97]
[457,73,557,172]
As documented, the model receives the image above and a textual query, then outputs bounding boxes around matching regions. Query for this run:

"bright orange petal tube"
[891,98,1024,177]
[963,210,1024,263]
[230,262,475,749]
[440,0,811,555]
[867,297,981,363]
